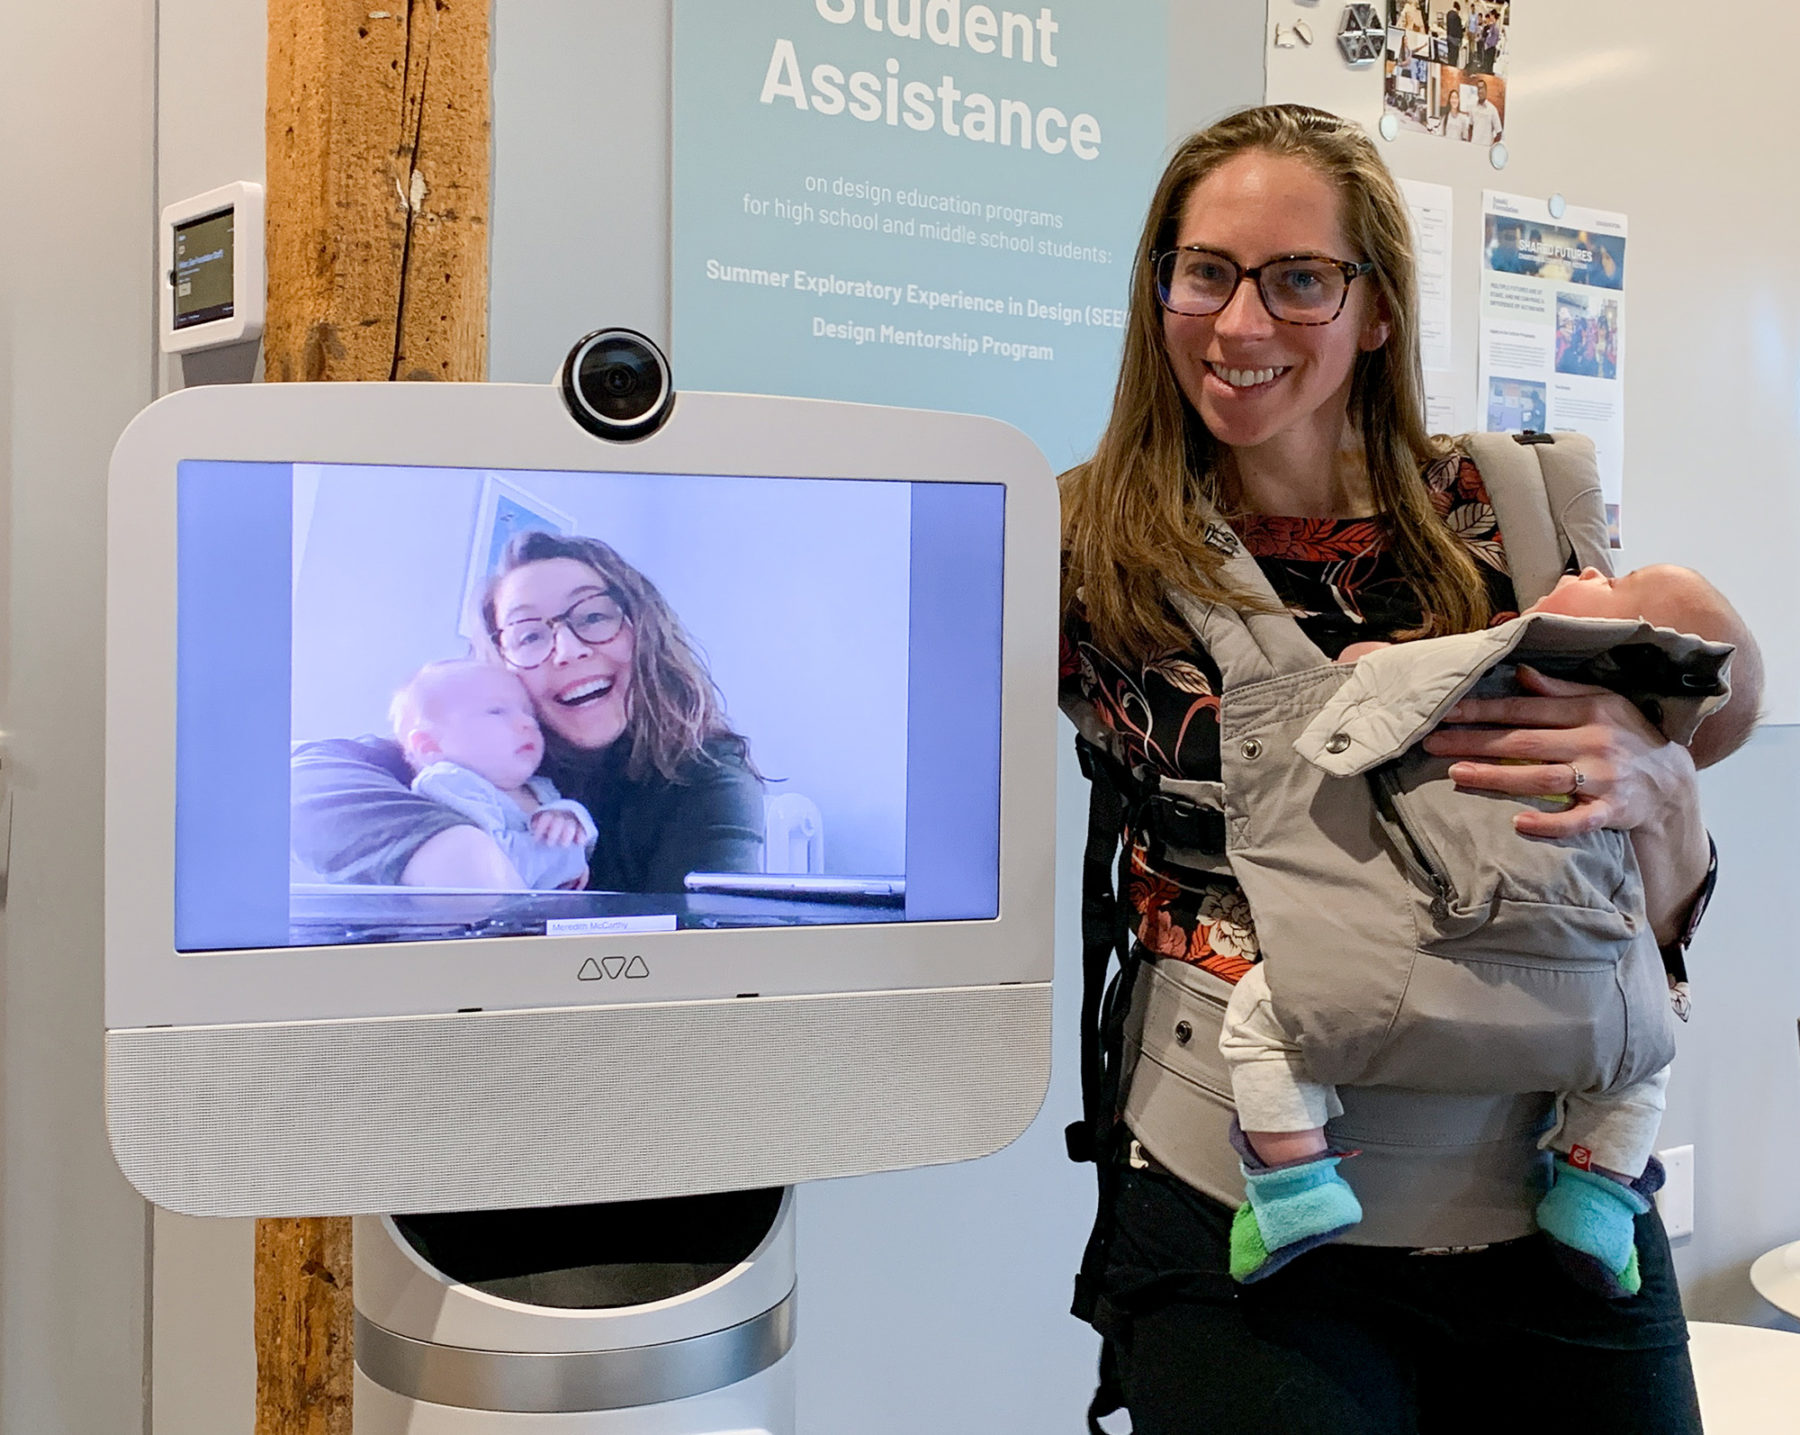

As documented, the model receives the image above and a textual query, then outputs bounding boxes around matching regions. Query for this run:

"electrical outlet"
[1657,1144,1695,1240]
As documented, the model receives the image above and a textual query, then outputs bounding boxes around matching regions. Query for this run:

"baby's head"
[1529,565,1764,767]
[390,659,545,789]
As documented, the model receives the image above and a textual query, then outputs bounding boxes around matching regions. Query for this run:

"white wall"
[0,0,157,1431]
[1682,729,1800,1327]
[150,1,267,1428]
[491,1,674,374]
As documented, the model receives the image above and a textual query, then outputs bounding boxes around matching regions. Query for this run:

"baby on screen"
[1224,564,1762,1295]
[390,659,598,890]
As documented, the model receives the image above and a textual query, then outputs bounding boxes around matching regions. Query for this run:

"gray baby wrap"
[1114,520,1731,1245]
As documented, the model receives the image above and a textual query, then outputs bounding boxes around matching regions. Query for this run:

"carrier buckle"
[1076,741,1099,781]
[1135,792,1227,860]
[1065,1120,1096,1164]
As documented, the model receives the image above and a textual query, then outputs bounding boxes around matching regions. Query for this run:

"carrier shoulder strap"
[1068,736,1131,1167]
[1064,733,1136,1338]
[1461,431,1614,606]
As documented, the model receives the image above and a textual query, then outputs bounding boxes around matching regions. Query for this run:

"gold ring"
[1567,762,1586,794]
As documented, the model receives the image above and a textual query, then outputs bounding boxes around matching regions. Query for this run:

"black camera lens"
[560,328,674,441]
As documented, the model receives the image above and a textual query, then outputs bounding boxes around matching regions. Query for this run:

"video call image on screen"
[175,461,1005,952]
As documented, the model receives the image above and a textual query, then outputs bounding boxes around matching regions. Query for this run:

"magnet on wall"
[1294,19,1314,44]
[1337,4,1385,65]
[1274,22,1297,48]
[1378,112,1400,142]
[1489,141,1510,170]
[1548,193,1567,219]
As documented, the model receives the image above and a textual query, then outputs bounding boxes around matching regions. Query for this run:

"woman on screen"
[291,530,764,891]
[1060,104,1711,1432]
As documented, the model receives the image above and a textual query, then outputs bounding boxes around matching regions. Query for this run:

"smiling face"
[403,663,545,791]
[1161,151,1389,463]
[491,556,637,750]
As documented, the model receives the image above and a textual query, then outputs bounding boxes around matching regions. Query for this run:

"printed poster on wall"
[1397,177,1459,430]
[1384,0,1509,146]
[672,0,1168,470]
[1478,189,1627,544]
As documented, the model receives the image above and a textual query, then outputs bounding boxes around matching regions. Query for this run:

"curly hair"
[1061,103,1492,664]
[480,530,753,783]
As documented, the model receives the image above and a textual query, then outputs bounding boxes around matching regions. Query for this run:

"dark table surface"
[287,885,901,946]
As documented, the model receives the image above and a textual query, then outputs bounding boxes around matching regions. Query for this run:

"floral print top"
[1060,455,1521,986]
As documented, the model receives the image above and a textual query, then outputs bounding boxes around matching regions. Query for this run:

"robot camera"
[558,328,675,442]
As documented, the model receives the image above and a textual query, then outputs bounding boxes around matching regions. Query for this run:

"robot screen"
[174,459,1002,953]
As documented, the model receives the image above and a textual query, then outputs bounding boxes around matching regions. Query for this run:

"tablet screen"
[174,460,1003,951]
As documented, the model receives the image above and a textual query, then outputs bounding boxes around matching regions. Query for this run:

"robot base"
[354,1189,795,1435]
[352,1353,794,1435]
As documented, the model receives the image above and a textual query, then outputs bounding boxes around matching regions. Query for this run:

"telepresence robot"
[105,332,1058,1431]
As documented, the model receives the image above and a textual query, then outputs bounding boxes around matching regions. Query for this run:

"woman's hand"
[1421,665,1694,839]
[1422,665,1708,944]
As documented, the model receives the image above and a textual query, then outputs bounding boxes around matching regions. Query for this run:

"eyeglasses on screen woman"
[491,592,628,668]
[1151,247,1376,325]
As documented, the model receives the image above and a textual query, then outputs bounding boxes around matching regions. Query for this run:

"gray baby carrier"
[1067,433,1728,1252]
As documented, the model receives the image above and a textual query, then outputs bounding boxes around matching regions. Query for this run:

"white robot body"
[353,1191,796,1434]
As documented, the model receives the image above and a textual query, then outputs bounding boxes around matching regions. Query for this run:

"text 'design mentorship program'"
[674,0,1168,468]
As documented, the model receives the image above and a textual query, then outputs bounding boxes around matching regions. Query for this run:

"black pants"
[1093,1167,1702,1435]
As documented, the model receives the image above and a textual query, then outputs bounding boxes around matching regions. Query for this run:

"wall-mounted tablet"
[106,383,1057,1217]
[159,181,265,354]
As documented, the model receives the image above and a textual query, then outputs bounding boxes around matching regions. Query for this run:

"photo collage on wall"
[1383,0,1510,146]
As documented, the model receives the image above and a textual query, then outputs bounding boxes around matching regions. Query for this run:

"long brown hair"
[481,530,754,783]
[1061,104,1490,663]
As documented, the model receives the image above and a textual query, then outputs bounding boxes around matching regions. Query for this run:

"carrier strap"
[1164,520,1333,686]
[1066,740,1132,1332]
[1067,741,1231,1175]
[1069,740,1132,1165]
[1463,431,1613,605]
[1171,435,1608,685]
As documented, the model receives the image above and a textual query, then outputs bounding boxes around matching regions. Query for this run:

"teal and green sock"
[1535,1153,1662,1299]
[1228,1123,1363,1284]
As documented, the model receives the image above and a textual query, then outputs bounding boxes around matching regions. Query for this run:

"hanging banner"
[672,0,1168,469]
[1478,189,1627,544]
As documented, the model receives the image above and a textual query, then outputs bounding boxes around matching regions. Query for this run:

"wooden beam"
[259,1,489,1429]
[265,0,489,386]
[253,1218,354,1435]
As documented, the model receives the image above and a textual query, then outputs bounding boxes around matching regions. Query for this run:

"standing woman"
[1060,106,1709,1433]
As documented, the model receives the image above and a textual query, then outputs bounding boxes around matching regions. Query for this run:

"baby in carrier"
[1223,565,1762,1295]
[391,658,599,890]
